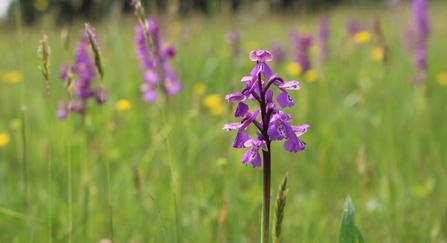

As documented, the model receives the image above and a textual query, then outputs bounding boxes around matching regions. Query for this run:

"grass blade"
[338,195,363,243]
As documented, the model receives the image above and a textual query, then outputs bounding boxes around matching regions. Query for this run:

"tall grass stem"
[148,193,169,243]
[67,115,73,243]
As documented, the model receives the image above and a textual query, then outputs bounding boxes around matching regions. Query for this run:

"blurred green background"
[0,0,446,242]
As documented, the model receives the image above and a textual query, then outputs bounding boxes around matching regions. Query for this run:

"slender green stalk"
[148,193,169,243]
[160,107,179,243]
[15,2,27,242]
[67,114,73,243]
[261,149,271,243]
[47,71,53,243]
[100,56,114,243]
[21,107,29,241]
[85,24,113,241]
[39,35,53,243]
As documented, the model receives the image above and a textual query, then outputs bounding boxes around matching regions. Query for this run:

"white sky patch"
[0,0,14,18]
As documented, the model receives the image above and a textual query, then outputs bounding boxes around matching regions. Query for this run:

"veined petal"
[279,81,300,90]
[266,90,273,103]
[223,122,244,131]
[240,109,260,130]
[291,124,310,136]
[276,91,294,108]
[241,76,253,82]
[233,131,250,148]
[225,93,246,103]
[284,138,306,153]
[249,50,273,62]
[264,64,273,79]
[242,139,266,168]
[234,102,249,117]
[268,119,287,140]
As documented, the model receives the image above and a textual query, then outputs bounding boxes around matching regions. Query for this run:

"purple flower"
[410,0,430,83]
[270,41,285,64]
[134,17,182,102]
[317,17,330,61]
[56,101,68,119]
[414,44,427,70]
[267,113,295,141]
[242,139,267,168]
[346,19,362,36]
[290,34,312,72]
[226,30,241,57]
[250,50,273,79]
[223,110,260,148]
[284,124,309,152]
[223,50,309,167]
[412,0,430,44]
[56,30,106,120]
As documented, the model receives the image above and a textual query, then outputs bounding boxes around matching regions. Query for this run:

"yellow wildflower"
[203,94,222,108]
[304,70,318,82]
[34,0,49,11]
[286,62,302,76]
[210,104,225,116]
[353,31,371,44]
[115,99,131,111]
[0,133,10,147]
[168,20,182,35]
[194,83,207,95]
[2,71,22,84]
[371,47,384,62]
[437,72,447,86]
[245,41,259,53]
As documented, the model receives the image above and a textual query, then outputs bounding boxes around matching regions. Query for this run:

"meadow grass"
[0,1,447,242]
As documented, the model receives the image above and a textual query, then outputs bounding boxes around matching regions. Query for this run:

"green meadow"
[1,1,447,242]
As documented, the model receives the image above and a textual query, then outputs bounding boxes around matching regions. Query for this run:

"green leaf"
[356,226,365,243]
[338,196,363,243]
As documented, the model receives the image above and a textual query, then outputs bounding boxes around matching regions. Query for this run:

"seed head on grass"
[85,23,104,81]
[273,172,288,243]
[38,35,51,97]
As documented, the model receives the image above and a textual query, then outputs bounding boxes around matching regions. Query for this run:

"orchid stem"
[259,71,271,243]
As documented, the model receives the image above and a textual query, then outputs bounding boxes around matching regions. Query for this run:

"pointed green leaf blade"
[338,196,357,243]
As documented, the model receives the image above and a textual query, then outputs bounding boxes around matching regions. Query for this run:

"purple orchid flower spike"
[134,17,182,102]
[410,0,430,83]
[223,49,309,165]
[223,50,309,243]
[56,29,106,120]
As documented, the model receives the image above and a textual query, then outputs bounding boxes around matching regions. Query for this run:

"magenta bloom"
[57,30,106,120]
[411,0,430,83]
[412,0,430,44]
[291,34,313,72]
[223,50,309,168]
[134,17,182,102]
[242,139,267,168]
[346,19,362,36]
[317,17,330,61]
[226,29,241,56]
[270,40,285,64]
